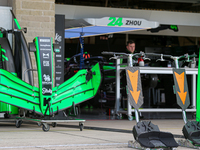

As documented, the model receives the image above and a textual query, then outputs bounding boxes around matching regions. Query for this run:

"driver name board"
[86,17,159,28]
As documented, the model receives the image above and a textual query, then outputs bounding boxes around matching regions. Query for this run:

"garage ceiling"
[55,0,200,13]
[56,4,200,37]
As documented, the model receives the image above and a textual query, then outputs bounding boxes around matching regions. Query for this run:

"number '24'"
[107,17,123,26]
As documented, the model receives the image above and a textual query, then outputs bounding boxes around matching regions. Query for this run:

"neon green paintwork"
[0,32,3,38]
[34,37,52,115]
[103,65,115,70]
[0,62,101,116]
[0,69,40,113]
[107,17,123,26]
[0,35,101,116]
[51,63,101,113]
[14,18,21,30]
[0,45,18,114]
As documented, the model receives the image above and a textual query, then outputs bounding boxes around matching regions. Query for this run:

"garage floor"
[0,116,197,150]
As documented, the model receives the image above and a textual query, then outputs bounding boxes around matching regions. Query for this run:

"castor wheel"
[37,122,42,127]
[16,120,23,128]
[42,123,50,132]
[79,122,84,131]
[116,113,122,120]
[128,115,133,121]
[52,122,57,127]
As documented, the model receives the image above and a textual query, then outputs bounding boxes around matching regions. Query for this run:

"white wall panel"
[0,6,12,47]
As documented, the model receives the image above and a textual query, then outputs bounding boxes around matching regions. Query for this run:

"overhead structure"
[56,4,200,37]
[65,17,159,39]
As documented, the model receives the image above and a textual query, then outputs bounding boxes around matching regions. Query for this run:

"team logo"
[55,33,62,42]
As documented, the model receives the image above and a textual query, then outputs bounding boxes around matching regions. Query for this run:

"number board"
[87,17,159,28]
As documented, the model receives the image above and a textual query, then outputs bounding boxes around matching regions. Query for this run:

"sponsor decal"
[40,48,51,51]
[43,61,49,66]
[56,72,61,74]
[42,74,52,85]
[43,53,49,59]
[42,88,52,94]
[55,65,61,68]
[40,39,50,42]
[55,33,62,42]
[56,77,61,80]
[40,44,51,47]
[43,74,50,82]
[56,54,62,57]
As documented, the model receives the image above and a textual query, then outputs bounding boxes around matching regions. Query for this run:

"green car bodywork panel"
[0,37,101,116]
[0,33,19,115]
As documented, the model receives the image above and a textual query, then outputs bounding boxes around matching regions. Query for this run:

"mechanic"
[126,40,136,54]
[121,40,136,65]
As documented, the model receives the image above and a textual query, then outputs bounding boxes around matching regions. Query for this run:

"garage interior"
[52,1,200,120]
[0,0,199,120]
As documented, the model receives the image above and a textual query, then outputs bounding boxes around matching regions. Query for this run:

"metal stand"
[15,116,85,132]
[102,51,198,120]
[13,107,85,132]
[0,110,85,132]
[115,65,198,120]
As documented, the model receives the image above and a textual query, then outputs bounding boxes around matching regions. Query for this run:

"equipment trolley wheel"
[42,123,50,132]
[79,122,84,131]
[15,120,23,128]
[116,113,122,120]
[37,122,42,127]
[128,115,133,121]
[52,122,57,127]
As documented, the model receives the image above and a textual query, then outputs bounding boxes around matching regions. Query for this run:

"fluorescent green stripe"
[14,18,21,29]
[2,49,6,53]
[11,72,17,76]
[2,55,8,61]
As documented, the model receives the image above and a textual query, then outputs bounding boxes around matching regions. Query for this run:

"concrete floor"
[0,118,198,150]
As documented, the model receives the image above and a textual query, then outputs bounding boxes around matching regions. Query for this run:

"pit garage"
[55,4,200,120]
